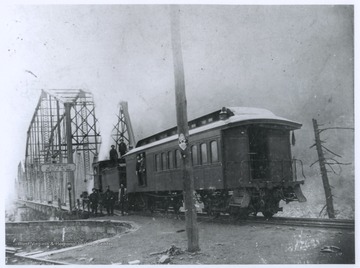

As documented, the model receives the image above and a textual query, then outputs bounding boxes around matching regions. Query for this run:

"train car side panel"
[101,168,121,191]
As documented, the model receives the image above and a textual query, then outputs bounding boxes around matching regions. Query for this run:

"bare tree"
[311,119,353,218]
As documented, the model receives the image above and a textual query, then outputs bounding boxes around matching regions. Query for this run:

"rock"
[89,257,94,262]
[128,260,141,265]
[158,255,171,264]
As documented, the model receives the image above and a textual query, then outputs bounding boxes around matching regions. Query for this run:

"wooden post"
[312,119,335,218]
[169,5,200,252]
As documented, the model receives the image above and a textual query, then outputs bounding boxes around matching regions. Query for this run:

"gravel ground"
[37,212,354,265]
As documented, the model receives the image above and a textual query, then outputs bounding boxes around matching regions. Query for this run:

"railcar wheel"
[171,197,182,215]
[261,198,280,219]
[229,207,249,220]
[262,211,274,219]
[238,208,249,219]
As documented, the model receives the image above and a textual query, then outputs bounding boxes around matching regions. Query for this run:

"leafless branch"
[321,145,342,158]
[325,163,338,174]
[319,127,354,133]
[319,204,327,217]
[310,160,319,167]
[309,143,316,149]
[325,158,351,166]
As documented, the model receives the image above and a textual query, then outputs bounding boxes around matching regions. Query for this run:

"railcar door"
[222,127,250,188]
[267,129,292,182]
[248,126,269,181]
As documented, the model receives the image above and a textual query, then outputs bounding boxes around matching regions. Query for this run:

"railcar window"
[210,141,219,163]
[155,154,161,171]
[200,143,208,164]
[175,149,181,168]
[161,152,167,170]
[191,145,199,165]
[168,151,174,169]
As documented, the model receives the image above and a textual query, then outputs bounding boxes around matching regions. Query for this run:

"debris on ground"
[128,260,141,265]
[150,245,184,257]
[158,255,171,264]
[320,246,341,253]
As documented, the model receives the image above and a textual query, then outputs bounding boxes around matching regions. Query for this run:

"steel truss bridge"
[18,89,135,208]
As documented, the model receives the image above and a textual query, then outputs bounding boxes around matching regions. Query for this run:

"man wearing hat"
[109,145,118,166]
[89,188,99,215]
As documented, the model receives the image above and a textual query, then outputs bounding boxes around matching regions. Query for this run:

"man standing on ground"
[118,184,127,216]
[104,185,115,216]
[89,188,98,216]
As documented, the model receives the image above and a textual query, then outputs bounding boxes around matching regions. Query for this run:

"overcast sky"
[0,2,356,202]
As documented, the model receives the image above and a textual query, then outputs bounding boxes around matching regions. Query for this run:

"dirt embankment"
[38,214,354,265]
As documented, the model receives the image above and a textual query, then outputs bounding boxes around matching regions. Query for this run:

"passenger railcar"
[124,107,306,218]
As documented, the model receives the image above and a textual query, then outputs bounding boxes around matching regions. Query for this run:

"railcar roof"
[125,107,301,156]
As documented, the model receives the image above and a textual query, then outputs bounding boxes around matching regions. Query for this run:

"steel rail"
[128,209,354,230]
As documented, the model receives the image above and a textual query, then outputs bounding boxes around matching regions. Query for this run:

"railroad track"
[238,216,354,230]
[128,209,354,230]
[196,214,355,230]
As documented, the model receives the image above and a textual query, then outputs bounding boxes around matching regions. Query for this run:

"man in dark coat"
[89,188,99,215]
[80,191,90,212]
[109,145,118,166]
[104,185,115,216]
[97,189,104,215]
[118,139,127,157]
[136,153,146,186]
[118,184,127,216]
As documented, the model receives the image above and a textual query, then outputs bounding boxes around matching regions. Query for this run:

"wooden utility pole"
[169,5,200,252]
[65,103,75,211]
[312,119,335,218]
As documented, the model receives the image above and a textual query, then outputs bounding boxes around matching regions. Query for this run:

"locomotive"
[94,107,306,218]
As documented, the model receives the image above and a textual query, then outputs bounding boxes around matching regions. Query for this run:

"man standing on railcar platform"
[110,145,118,166]
[118,139,127,157]
[136,153,146,186]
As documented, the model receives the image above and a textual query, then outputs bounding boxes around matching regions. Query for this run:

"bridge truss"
[23,89,101,206]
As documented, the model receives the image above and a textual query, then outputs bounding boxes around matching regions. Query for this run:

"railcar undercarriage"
[197,184,306,219]
[126,183,305,219]
[127,191,183,213]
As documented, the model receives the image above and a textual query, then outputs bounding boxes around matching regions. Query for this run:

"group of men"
[82,184,127,216]
[110,140,128,166]
[80,142,129,216]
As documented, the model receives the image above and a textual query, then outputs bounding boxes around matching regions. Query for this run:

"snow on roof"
[125,107,301,156]
[227,107,300,124]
